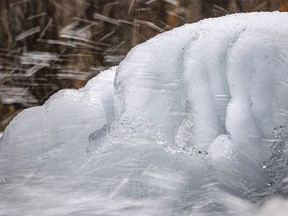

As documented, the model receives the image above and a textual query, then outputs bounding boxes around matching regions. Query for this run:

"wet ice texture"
[1,12,288,216]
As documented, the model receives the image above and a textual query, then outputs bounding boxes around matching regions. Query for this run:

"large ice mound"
[0,12,288,216]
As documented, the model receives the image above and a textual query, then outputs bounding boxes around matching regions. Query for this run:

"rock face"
[1,12,288,216]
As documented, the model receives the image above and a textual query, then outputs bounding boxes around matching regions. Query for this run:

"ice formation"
[1,12,288,216]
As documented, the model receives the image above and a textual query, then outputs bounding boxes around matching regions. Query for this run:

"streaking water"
[1,12,288,215]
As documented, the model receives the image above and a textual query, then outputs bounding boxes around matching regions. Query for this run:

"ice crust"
[1,12,288,216]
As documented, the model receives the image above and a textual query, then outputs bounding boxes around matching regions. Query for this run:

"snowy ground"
[0,12,288,216]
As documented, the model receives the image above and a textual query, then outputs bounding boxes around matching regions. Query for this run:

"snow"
[1,12,288,216]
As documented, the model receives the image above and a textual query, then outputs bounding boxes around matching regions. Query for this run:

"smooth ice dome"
[1,12,288,216]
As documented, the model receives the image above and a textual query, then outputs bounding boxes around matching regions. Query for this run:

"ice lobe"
[1,67,115,173]
[114,12,288,153]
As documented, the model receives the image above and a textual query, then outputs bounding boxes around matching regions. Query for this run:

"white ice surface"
[1,12,288,216]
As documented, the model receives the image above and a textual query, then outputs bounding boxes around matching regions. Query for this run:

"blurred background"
[0,0,287,131]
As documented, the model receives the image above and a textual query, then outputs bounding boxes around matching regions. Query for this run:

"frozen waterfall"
[0,12,288,216]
